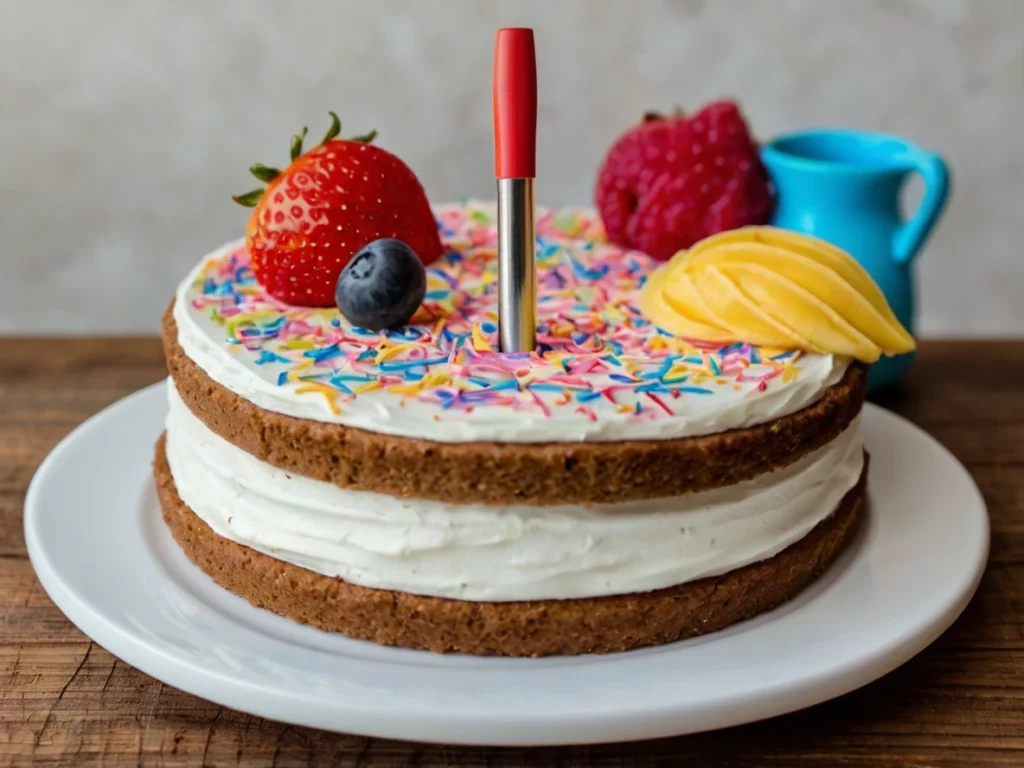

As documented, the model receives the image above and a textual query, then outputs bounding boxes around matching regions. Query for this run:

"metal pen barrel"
[493,27,537,353]
[497,178,537,353]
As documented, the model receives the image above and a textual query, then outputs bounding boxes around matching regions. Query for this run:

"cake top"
[174,201,847,443]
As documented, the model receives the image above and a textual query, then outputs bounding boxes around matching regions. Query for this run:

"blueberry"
[335,239,427,331]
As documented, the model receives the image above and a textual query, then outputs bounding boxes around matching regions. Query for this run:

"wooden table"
[1,338,1021,767]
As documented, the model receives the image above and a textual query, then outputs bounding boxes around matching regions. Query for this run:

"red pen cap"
[493,28,537,179]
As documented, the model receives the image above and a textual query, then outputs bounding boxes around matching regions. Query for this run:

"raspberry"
[595,101,775,260]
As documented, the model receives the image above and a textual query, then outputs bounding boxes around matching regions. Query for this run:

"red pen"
[493,27,538,353]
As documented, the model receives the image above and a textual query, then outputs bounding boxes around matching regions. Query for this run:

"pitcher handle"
[893,150,951,263]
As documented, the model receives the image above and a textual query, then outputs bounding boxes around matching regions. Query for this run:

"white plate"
[25,383,989,746]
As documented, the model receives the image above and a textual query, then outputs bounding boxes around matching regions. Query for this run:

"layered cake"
[156,108,912,656]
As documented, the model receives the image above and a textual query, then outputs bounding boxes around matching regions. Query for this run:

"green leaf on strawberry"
[231,188,264,207]
[249,163,281,183]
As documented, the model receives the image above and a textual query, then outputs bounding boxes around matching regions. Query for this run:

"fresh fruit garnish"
[594,101,775,261]
[640,226,915,362]
[234,112,442,307]
[335,238,427,331]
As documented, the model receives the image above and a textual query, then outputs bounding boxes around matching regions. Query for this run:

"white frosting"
[173,237,848,444]
[165,382,864,601]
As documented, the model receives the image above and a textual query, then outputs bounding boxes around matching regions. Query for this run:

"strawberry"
[594,101,775,261]
[234,113,442,306]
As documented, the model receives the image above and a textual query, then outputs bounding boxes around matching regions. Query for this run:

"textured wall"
[2,0,1021,334]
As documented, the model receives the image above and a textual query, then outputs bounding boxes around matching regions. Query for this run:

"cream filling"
[172,240,848,444]
[164,381,864,602]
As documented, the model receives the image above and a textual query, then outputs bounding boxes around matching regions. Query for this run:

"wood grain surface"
[0,338,1021,767]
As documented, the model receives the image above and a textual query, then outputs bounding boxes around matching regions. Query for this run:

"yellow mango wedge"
[688,266,819,351]
[639,226,916,362]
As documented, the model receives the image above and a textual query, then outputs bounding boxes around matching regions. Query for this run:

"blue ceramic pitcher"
[760,129,950,391]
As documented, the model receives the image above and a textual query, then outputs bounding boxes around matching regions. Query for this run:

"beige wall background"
[2,0,1021,334]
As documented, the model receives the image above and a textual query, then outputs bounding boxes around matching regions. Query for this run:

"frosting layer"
[174,203,847,443]
[165,381,865,601]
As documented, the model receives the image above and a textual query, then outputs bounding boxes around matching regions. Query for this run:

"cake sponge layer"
[154,434,866,657]
[163,307,867,506]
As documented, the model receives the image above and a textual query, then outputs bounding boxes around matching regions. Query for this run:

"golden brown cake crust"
[155,434,867,657]
[162,306,867,506]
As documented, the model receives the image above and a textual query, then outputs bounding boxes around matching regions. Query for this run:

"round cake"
[157,202,869,656]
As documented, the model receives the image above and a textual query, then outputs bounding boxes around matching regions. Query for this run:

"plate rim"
[24,382,990,746]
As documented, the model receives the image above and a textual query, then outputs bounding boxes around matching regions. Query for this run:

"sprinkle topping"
[183,202,817,436]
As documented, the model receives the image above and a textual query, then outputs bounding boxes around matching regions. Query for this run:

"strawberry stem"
[290,127,308,162]
[349,129,377,144]
[232,188,264,207]
[234,113,377,207]
[321,112,342,145]
[249,163,280,183]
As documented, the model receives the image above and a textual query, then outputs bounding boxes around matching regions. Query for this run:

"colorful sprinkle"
[186,203,806,424]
